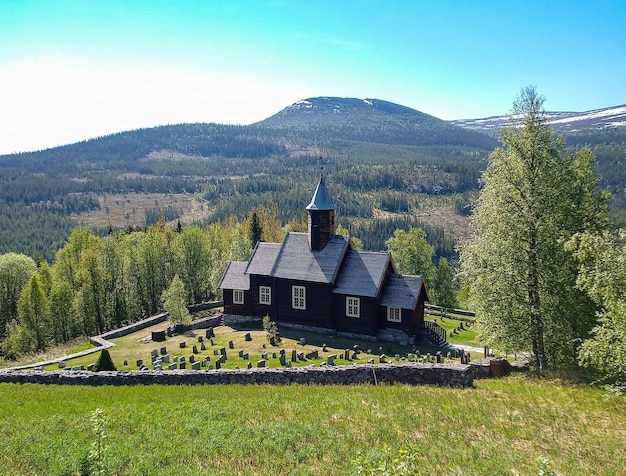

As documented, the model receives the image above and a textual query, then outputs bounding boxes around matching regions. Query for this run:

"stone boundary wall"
[5,302,224,371]
[0,363,473,387]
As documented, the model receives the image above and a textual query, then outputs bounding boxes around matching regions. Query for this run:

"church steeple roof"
[306,175,335,211]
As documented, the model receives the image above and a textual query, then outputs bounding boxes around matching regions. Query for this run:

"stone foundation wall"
[0,363,473,388]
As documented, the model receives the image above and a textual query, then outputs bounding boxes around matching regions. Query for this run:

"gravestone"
[238,350,244,358]
[247,362,252,369]
[151,349,158,358]
[244,333,252,341]
[210,339,214,346]
[58,361,66,369]
[367,358,375,364]
[344,350,351,360]
[269,336,276,346]
[152,330,166,342]
[201,359,207,367]
[306,349,318,359]
[228,341,234,349]
[179,362,186,370]
[153,361,162,371]
[192,362,201,370]
[208,364,213,370]
[242,353,249,360]
[87,364,95,371]
[279,354,286,366]
[189,355,195,364]
[261,352,268,360]
[322,344,327,352]
[326,355,336,365]
[257,360,266,368]
[297,351,305,361]
[200,343,206,351]
[214,349,219,355]
[169,363,177,370]
[198,336,203,343]
[351,352,358,360]
[179,342,186,349]
[205,329,212,338]
[166,327,173,337]
[173,356,179,363]
[379,354,387,363]
[279,348,286,356]
[160,346,167,355]
[179,356,186,364]
[215,361,221,370]
[291,349,298,362]
[151,355,158,363]
[192,345,198,354]
[163,354,170,363]
[123,360,128,366]
[136,359,143,367]
[436,351,443,363]
[299,337,306,346]
[220,347,227,357]
[272,352,277,359]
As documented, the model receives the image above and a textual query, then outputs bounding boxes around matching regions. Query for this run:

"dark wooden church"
[218,175,430,342]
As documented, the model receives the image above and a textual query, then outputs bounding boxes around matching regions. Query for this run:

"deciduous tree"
[460,87,609,370]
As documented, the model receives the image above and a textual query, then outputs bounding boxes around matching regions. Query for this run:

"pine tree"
[93,347,117,371]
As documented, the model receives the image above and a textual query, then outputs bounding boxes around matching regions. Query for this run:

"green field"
[1,377,624,475]
[425,313,482,348]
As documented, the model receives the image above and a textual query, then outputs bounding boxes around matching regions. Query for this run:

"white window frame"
[346,296,360,318]
[292,285,306,310]
[233,289,244,305]
[387,306,401,322]
[259,286,272,305]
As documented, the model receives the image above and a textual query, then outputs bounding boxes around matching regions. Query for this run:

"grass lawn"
[41,320,450,372]
[426,312,482,348]
[0,376,624,475]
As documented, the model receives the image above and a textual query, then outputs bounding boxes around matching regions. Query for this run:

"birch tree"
[460,87,609,370]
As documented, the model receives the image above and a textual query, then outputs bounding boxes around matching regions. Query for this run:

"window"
[387,307,401,322]
[233,290,244,305]
[346,296,360,318]
[292,286,306,310]
[259,286,272,305]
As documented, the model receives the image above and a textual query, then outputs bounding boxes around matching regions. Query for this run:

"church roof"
[379,274,428,310]
[217,261,250,290]
[271,233,349,283]
[332,250,391,298]
[246,242,282,276]
[305,175,335,211]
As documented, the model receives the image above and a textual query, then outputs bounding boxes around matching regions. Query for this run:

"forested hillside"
[0,96,624,262]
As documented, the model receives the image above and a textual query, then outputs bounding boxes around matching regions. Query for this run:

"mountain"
[257,96,497,149]
[0,96,624,261]
[450,105,626,133]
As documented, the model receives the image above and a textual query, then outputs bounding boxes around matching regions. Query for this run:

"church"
[218,175,430,342]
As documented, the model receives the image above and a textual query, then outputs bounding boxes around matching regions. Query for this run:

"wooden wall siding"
[249,275,277,319]
[377,306,417,336]
[333,295,379,335]
[274,279,335,329]
[223,289,252,316]
[308,210,335,251]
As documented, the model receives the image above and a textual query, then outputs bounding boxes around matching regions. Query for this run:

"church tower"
[306,174,335,251]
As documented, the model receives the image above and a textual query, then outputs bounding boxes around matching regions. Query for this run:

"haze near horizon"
[1,0,625,155]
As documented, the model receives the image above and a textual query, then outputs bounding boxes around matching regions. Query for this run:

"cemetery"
[0,308,497,387]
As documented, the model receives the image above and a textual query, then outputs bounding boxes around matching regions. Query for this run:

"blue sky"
[1,0,625,154]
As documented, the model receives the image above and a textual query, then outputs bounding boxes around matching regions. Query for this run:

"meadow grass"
[1,376,624,475]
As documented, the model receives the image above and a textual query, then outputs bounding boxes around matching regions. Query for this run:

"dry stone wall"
[0,363,473,387]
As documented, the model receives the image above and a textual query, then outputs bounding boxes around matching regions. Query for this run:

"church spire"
[306,164,335,251]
